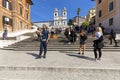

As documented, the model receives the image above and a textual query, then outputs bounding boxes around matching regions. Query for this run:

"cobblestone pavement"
[0,50,120,80]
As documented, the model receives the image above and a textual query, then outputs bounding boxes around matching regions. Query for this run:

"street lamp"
[77,8,81,26]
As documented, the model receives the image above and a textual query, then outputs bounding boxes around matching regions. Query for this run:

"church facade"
[33,7,68,28]
[53,7,67,27]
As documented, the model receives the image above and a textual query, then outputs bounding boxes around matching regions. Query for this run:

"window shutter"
[2,16,5,25]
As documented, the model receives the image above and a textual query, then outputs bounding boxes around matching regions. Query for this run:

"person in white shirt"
[93,27,104,61]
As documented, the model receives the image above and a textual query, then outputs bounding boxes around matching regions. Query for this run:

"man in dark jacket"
[37,24,50,59]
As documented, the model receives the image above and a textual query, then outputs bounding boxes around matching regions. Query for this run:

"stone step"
[0,66,120,72]
[4,45,120,49]
[2,47,120,51]
[0,66,119,80]
[10,42,110,46]
[2,33,119,52]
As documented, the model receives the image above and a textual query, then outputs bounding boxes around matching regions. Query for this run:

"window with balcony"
[2,16,12,25]
[109,18,113,26]
[98,0,102,4]
[109,1,114,11]
[98,10,102,17]
[2,0,12,10]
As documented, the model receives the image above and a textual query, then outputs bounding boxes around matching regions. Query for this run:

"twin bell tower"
[53,7,67,27]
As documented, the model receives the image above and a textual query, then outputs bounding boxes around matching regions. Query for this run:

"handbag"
[98,42,104,48]
[108,35,112,39]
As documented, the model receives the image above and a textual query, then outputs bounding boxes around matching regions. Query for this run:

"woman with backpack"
[93,27,104,61]
[78,29,87,55]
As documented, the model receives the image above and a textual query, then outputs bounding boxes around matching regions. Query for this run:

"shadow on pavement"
[66,53,95,61]
[26,53,38,58]
[59,51,76,54]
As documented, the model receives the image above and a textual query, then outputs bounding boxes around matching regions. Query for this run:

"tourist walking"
[64,28,71,44]
[51,27,55,38]
[93,27,104,61]
[70,29,77,44]
[109,29,117,46]
[78,29,87,55]
[37,24,50,59]
[3,29,8,40]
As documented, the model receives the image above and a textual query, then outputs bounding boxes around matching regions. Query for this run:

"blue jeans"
[40,41,47,53]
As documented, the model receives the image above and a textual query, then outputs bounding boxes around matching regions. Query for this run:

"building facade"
[33,21,53,28]
[0,0,33,32]
[96,0,120,30]
[34,7,68,29]
[73,16,85,26]
[85,7,96,25]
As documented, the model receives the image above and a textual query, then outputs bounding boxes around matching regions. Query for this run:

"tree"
[82,22,89,27]
[77,8,81,26]
[77,8,81,16]
[68,19,74,26]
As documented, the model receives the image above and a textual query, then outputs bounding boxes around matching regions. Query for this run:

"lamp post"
[77,8,81,26]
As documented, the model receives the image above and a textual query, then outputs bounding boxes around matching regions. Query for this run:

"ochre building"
[96,0,120,30]
[0,0,33,32]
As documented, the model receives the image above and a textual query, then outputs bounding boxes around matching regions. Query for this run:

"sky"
[30,0,95,22]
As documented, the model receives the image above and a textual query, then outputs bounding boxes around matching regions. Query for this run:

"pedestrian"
[3,29,8,40]
[36,28,41,41]
[70,29,77,44]
[109,29,117,46]
[78,29,87,55]
[51,27,55,38]
[64,28,71,44]
[37,24,50,59]
[93,27,104,61]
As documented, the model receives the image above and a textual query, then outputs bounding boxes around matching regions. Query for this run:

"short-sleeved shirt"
[41,30,49,41]
[95,32,102,40]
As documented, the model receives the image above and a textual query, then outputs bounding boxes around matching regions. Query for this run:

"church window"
[64,12,66,15]
[55,13,57,16]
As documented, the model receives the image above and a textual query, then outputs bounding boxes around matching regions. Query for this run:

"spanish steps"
[2,31,120,52]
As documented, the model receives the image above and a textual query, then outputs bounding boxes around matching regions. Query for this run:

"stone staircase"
[2,32,120,51]
[0,32,120,80]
